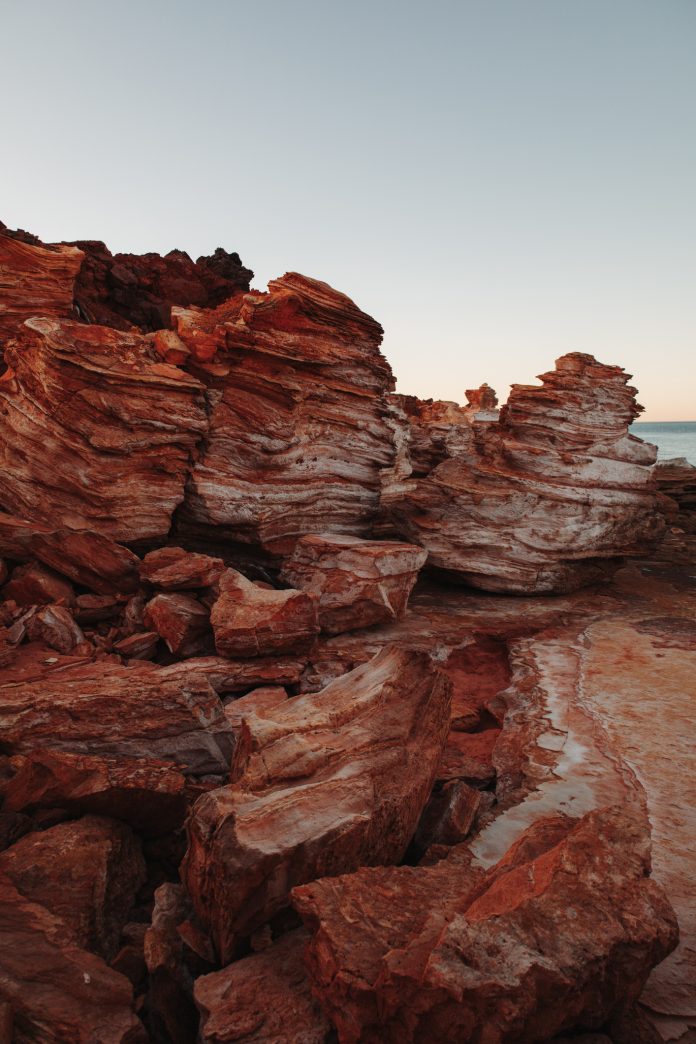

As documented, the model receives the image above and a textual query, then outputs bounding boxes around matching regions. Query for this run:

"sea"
[630,422,696,466]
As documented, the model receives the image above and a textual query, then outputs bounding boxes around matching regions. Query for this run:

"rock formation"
[0,218,692,1042]
[279,533,427,633]
[382,354,668,592]
[182,648,452,962]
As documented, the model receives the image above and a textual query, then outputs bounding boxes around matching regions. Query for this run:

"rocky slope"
[0,220,693,1043]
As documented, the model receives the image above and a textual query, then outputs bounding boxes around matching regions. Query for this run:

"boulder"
[194,929,331,1044]
[210,568,319,658]
[0,748,187,836]
[279,533,427,633]
[0,815,145,960]
[1,560,75,607]
[181,647,452,961]
[143,591,212,657]
[25,604,86,653]
[293,809,678,1043]
[140,546,225,590]
[0,872,145,1042]
[0,657,235,775]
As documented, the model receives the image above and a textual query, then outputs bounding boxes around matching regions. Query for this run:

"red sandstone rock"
[195,929,332,1044]
[182,648,452,961]
[0,224,83,347]
[0,559,6,586]
[140,545,225,589]
[279,533,427,633]
[144,591,212,657]
[143,883,200,1044]
[223,686,288,729]
[0,318,209,543]
[29,527,141,594]
[210,568,319,658]
[382,354,668,593]
[1,559,75,606]
[0,657,235,775]
[654,457,696,533]
[74,594,124,623]
[294,808,678,1043]
[0,872,145,1042]
[25,604,86,653]
[158,654,307,694]
[174,273,395,554]
[414,779,483,849]
[113,630,160,660]
[0,815,145,960]
[0,749,187,836]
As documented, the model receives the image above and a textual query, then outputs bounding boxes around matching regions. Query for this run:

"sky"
[1,0,695,420]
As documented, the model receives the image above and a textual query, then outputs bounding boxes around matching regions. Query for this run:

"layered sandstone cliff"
[0,219,692,1043]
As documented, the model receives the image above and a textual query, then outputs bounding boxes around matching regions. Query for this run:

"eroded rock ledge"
[0,219,693,1043]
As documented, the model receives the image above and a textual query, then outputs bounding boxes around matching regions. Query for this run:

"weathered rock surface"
[0,749,188,836]
[0,223,83,347]
[0,815,145,960]
[71,238,253,331]
[0,656,235,775]
[25,603,86,652]
[210,568,319,657]
[0,317,208,543]
[141,546,225,590]
[144,591,211,657]
[294,808,677,1043]
[279,533,427,633]
[195,929,331,1044]
[0,872,145,1042]
[382,354,669,592]
[1,559,76,606]
[174,273,395,553]
[182,647,452,961]
[655,457,696,532]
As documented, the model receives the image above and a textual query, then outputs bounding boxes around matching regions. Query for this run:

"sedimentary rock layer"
[0,318,209,542]
[0,224,83,347]
[382,353,668,592]
[182,647,452,962]
[174,273,396,553]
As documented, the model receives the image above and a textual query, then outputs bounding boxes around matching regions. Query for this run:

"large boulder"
[293,808,678,1043]
[210,568,319,658]
[181,647,452,962]
[0,815,145,960]
[279,533,427,633]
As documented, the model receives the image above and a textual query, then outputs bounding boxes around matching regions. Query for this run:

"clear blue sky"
[2,0,694,419]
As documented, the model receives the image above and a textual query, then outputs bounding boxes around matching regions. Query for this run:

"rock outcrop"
[174,273,396,554]
[279,533,427,633]
[182,648,452,961]
[0,218,691,1042]
[0,223,83,348]
[0,318,208,544]
[382,354,668,592]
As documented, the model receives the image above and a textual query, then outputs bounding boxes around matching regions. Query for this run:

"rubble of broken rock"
[0,220,694,1043]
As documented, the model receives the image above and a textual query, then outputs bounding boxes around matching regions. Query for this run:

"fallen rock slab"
[0,748,188,836]
[0,815,145,960]
[279,533,427,633]
[294,808,678,1043]
[195,929,331,1044]
[144,591,212,657]
[0,872,146,1042]
[182,647,452,962]
[140,546,225,590]
[210,568,319,658]
[0,657,235,775]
